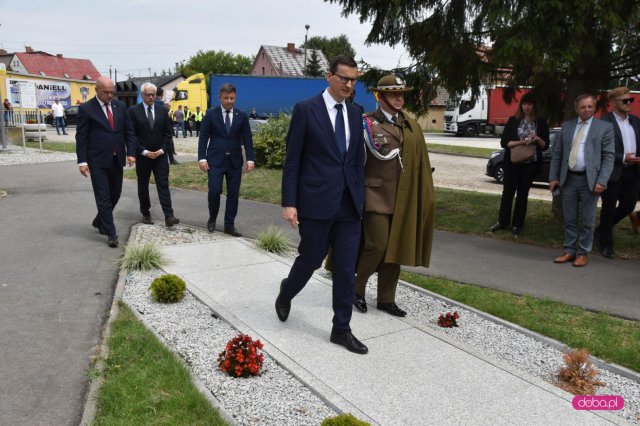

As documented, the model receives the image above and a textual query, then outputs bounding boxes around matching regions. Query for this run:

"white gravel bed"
[0,144,76,165]
[125,224,639,425]
[123,224,337,426]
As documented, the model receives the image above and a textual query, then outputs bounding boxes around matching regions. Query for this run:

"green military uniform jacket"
[366,108,435,267]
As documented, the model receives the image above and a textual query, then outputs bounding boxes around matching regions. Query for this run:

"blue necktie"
[334,104,346,158]
[224,110,231,133]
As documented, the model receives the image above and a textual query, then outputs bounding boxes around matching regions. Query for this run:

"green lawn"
[24,141,76,153]
[92,302,228,426]
[426,143,496,158]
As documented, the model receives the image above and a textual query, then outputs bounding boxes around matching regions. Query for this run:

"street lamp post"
[304,24,310,70]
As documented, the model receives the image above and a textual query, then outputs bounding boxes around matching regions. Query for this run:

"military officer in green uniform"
[354,74,436,317]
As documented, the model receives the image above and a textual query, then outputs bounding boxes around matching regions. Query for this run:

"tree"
[302,34,356,62]
[329,0,640,123]
[304,50,324,77]
[179,50,253,77]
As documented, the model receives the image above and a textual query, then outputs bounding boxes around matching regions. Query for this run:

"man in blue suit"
[76,76,136,248]
[550,94,614,267]
[198,83,255,236]
[275,55,368,354]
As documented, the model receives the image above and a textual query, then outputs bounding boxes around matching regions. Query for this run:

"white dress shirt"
[322,88,350,150]
[570,117,593,172]
[613,111,637,162]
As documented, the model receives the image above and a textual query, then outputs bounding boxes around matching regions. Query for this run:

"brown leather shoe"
[572,254,588,267]
[553,252,576,263]
[165,216,179,227]
[142,215,154,225]
[629,212,640,234]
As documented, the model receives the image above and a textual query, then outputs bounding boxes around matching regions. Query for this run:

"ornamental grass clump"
[148,274,187,303]
[119,243,169,272]
[217,333,264,378]
[321,413,370,426]
[256,223,291,255]
[555,348,605,395]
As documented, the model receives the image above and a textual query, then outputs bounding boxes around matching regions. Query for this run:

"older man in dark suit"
[275,55,367,354]
[549,94,615,267]
[594,87,640,258]
[128,82,179,227]
[198,83,255,236]
[76,76,136,247]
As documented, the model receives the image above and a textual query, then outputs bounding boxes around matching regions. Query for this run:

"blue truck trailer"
[209,74,378,116]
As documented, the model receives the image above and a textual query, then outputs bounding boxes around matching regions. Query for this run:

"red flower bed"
[217,333,264,378]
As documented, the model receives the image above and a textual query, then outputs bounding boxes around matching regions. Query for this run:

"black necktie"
[334,104,346,158]
[224,110,231,132]
[147,106,154,129]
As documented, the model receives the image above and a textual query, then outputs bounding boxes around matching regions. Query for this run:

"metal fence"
[3,109,46,127]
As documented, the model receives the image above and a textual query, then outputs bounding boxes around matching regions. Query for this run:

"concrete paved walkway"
[160,238,623,425]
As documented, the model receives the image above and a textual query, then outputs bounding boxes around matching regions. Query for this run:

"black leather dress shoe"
[107,235,119,248]
[489,222,505,232]
[353,295,367,313]
[602,246,615,259]
[92,217,107,235]
[275,279,291,322]
[330,331,368,354]
[377,302,407,317]
[512,227,521,237]
[142,215,154,225]
[165,216,179,227]
[224,227,242,237]
[207,219,216,233]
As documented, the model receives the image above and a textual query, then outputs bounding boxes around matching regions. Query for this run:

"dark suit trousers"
[282,190,361,334]
[498,161,538,228]
[136,155,174,218]
[90,156,123,237]
[598,167,640,247]
[207,156,242,228]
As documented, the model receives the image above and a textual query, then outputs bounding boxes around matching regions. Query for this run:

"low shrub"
[252,114,291,169]
[256,223,291,254]
[555,348,605,395]
[148,274,187,303]
[119,243,169,271]
[321,413,370,426]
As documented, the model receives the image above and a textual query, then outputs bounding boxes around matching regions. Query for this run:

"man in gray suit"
[549,94,614,267]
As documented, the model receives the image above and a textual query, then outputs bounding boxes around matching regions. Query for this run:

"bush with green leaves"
[148,274,187,303]
[252,114,291,169]
[321,413,370,426]
[119,243,169,271]
[256,223,291,254]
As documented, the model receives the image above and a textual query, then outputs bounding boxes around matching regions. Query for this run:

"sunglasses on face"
[619,97,635,105]
[333,73,357,85]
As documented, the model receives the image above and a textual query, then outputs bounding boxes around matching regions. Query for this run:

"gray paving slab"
[161,240,621,425]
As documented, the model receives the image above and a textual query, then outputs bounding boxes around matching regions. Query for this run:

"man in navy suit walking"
[275,55,368,354]
[76,76,136,248]
[198,83,255,237]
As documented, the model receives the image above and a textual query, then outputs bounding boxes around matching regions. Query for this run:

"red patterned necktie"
[105,103,114,129]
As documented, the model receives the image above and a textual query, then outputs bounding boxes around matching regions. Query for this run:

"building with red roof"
[4,46,100,81]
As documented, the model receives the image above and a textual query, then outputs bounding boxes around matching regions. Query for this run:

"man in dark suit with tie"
[198,83,255,236]
[275,55,368,354]
[549,94,614,267]
[594,87,640,258]
[76,76,136,247]
[128,82,179,228]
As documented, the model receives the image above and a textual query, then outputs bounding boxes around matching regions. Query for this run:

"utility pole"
[109,65,112,81]
[304,24,310,70]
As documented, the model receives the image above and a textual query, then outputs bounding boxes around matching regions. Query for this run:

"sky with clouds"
[0,0,411,79]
